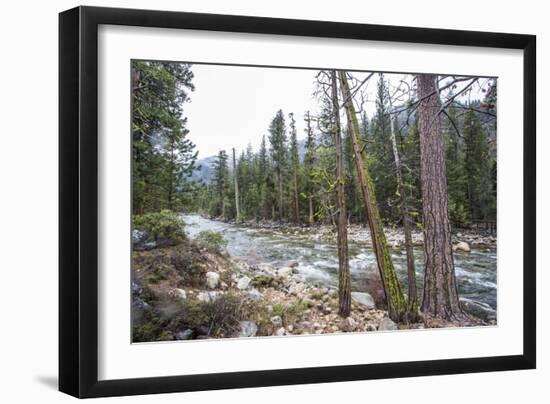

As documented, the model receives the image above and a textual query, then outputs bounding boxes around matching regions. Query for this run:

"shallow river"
[184,215,497,309]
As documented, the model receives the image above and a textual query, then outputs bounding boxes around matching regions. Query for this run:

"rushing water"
[184,215,497,309]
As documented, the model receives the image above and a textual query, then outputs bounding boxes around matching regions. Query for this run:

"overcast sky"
[183,63,492,159]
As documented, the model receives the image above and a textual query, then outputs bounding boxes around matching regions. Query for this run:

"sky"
[183,63,493,159]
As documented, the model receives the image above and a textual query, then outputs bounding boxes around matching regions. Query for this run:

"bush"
[182,293,243,337]
[194,230,228,253]
[133,210,186,247]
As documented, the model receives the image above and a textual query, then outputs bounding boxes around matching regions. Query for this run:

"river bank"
[132,216,496,342]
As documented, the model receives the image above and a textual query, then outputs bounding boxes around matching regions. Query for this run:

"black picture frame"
[59,5,536,398]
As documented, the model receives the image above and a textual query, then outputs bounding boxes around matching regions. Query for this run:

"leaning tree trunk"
[338,71,407,321]
[232,148,240,222]
[416,74,464,320]
[389,104,419,319]
[331,70,351,317]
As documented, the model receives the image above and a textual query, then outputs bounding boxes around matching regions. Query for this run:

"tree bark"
[331,70,351,317]
[338,71,407,322]
[416,74,464,320]
[389,105,419,318]
[232,148,240,221]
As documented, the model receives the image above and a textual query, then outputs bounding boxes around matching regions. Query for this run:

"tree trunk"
[308,196,314,225]
[294,171,300,223]
[278,170,283,222]
[389,104,419,318]
[416,74,464,320]
[338,71,407,321]
[331,70,351,317]
[232,148,240,221]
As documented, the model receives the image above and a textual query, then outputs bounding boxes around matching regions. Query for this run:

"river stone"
[197,291,223,302]
[271,315,283,327]
[173,288,187,300]
[246,288,263,301]
[239,321,258,337]
[237,276,251,290]
[285,260,299,268]
[453,241,471,252]
[288,282,306,295]
[277,267,293,278]
[176,329,194,340]
[205,272,220,289]
[339,317,358,332]
[274,327,286,336]
[379,317,398,331]
[460,297,497,321]
[351,292,375,309]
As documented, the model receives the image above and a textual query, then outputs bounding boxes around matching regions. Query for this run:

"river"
[183,214,497,309]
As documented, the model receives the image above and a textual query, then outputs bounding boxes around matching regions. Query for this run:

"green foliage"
[182,293,243,337]
[194,230,228,253]
[133,209,186,245]
[132,61,197,214]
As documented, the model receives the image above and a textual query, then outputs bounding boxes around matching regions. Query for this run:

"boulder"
[351,292,375,309]
[205,272,220,289]
[173,288,187,300]
[453,241,471,253]
[246,288,263,302]
[379,317,398,331]
[237,276,251,290]
[176,329,194,340]
[277,267,293,278]
[239,321,258,337]
[285,260,299,268]
[270,315,283,327]
[132,229,152,250]
[197,291,223,303]
[460,297,497,321]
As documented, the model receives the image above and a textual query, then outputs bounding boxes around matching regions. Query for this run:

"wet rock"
[460,297,497,321]
[271,315,283,327]
[176,329,194,340]
[453,241,471,252]
[205,272,220,289]
[351,292,375,309]
[379,317,398,331]
[285,260,300,268]
[239,321,258,337]
[237,276,251,290]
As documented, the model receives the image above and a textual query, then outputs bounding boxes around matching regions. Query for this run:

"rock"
[460,297,497,321]
[274,327,286,336]
[239,321,258,337]
[205,272,220,289]
[132,229,154,250]
[277,267,293,278]
[379,317,398,331]
[246,288,263,301]
[287,324,294,332]
[285,260,299,268]
[237,276,251,290]
[271,315,283,327]
[197,291,223,302]
[174,288,187,300]
[339,317,358,332]
[176,329,194,340]
[453,241,471,252]
[288,282,306,295]
[365,323,377,332]
[351,292,375,309]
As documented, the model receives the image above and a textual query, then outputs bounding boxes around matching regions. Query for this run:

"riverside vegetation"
[131,61,497,342]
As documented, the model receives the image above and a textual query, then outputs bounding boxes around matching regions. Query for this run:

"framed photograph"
[59,6,536,398]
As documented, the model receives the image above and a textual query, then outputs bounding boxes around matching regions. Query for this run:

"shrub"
[171,245,205,287]
[194,230,228,253]
[133,209,186,247]
[182,293,243,337]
